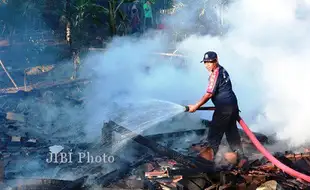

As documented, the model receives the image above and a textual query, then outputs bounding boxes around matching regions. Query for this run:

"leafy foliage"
[1,0,174,50]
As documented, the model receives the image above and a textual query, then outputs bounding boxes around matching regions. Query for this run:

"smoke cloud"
[220,0,310,147]
[81,0,310,148]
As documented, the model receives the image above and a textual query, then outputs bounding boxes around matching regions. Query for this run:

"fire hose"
[184,106,310,183]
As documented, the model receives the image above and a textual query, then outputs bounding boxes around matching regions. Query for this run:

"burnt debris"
[0,96,310,189]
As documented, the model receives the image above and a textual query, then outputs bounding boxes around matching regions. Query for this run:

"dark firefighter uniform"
[203,55,244,159]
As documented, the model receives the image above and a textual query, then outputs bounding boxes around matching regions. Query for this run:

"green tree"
[0,0,44,38]
[94,0,136,37]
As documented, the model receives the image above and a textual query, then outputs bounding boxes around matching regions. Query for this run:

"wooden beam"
[0,60,18,89]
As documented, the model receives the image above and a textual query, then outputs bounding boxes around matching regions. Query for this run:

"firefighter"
[187,51,247,166]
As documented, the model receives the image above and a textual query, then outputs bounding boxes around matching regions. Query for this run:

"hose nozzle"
[183,106,216,112]
[184,106,189,112]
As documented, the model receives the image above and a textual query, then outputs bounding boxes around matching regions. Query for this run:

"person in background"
[187,51,248,167]
[143,0,153,30]
[71,50,80,80]
[131,4,141,34]
[156,12,165,30]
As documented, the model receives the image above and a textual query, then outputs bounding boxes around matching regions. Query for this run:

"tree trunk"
[66,22,71,47]
[108,0,116,36]
[65,0,72,50]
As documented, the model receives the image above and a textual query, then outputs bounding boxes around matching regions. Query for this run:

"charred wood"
[106,121,216,173]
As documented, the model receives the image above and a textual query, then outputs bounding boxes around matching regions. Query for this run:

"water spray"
[184,106,310,183]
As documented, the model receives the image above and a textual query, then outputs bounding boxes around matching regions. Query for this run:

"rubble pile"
[96,121,310,190]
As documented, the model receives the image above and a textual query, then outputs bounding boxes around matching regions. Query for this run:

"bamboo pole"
[87,47,186,57]
[0,60,18,89]
[24,70,27,91]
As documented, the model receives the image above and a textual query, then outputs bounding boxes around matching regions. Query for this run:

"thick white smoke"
[82,0,310,147]
[220,0,310,147]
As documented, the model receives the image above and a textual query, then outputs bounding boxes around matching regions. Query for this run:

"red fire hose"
[185,106,310,183]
